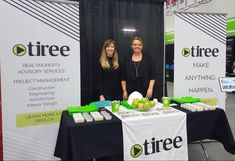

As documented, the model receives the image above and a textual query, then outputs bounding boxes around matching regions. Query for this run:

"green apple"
[144,102,150,108]
[141,97,149,103]
[149,100,156,107]
[138,103,144,110]
[132,101,139,108]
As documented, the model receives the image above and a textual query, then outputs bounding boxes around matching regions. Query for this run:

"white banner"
[174,12,226,109]
[170,0,177,13]
[186,0,195,8]
[177,0,187,11]
[165,0,172,16]
[195,0,206,6]
[110,106,188,160]
[0,0,80,160]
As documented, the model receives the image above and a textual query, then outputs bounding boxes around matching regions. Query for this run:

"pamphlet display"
[181,102,216,112]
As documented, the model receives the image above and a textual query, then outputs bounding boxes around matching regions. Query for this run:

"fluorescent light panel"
[122,28,136,32]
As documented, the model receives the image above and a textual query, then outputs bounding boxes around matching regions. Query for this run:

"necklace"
[134,61,140,77]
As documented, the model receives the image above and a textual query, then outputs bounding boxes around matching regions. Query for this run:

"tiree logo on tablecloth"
[130,136,183,158]
[130,144,143,158]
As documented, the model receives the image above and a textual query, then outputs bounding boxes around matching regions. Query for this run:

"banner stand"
[0,0,80,159]
[174,11,227,109]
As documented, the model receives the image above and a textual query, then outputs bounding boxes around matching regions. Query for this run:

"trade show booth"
[0,0,235,160]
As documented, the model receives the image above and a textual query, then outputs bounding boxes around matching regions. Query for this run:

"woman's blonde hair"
[99,39,119,69]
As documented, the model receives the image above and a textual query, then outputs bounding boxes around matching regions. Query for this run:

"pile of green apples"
[131,97,156,111]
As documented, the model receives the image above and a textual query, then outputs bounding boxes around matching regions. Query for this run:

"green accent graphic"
[130,144,143,158]
[16,110,63,127]
[227,17,235,36]
[182,48,190,57]
[13,44,26,56]
[165,31,174,45]
[200,98,218,106]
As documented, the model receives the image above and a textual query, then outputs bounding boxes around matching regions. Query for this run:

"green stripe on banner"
[16,110,63,127]
[165,16,235,43]
[227,17,235,36]
[165,31,174,45]
[227,17,235,20]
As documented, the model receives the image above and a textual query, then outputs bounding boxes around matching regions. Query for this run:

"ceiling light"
[122,28,136,32]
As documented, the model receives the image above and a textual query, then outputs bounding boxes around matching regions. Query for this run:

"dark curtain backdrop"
[78,0,165,105]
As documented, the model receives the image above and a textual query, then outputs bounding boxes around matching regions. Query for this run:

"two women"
[98,37,156,101]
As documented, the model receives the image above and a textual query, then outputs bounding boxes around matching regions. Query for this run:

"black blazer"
[122,54,156,95]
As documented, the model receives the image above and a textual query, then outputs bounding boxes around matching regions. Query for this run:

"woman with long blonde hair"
[98,39,122,101]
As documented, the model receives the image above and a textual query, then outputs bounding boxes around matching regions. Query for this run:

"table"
[174,106,235,154]
[54,110,123,161]
[54,107,235,161]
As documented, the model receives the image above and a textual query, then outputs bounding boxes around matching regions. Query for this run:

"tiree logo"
[13,41,70,57]
[130,136,183,158]
[130,144,143,158]
[182,48,190,57]
[13,44,26,56]
[182,45,219,57]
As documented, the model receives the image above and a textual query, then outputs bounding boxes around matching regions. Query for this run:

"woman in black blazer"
[121,36,156,99]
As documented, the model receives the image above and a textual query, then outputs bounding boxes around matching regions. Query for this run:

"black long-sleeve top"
[97,59,122,97]
[122,54,156,96]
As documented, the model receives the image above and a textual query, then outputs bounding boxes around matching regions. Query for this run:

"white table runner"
[107,104,188,160]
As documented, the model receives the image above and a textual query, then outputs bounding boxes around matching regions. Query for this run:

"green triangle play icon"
[13,44,26,56]
[17,46,25,54]
[182,48,190,57]
[130,144,142,158]
[134,146,141,155]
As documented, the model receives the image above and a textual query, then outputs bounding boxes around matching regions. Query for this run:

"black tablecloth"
[54,107,235,161]
[173,106,235,154]
[54,110,123,161]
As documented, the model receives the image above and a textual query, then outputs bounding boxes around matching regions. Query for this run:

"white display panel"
[174,12,226,109]
[0,0,80,160]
